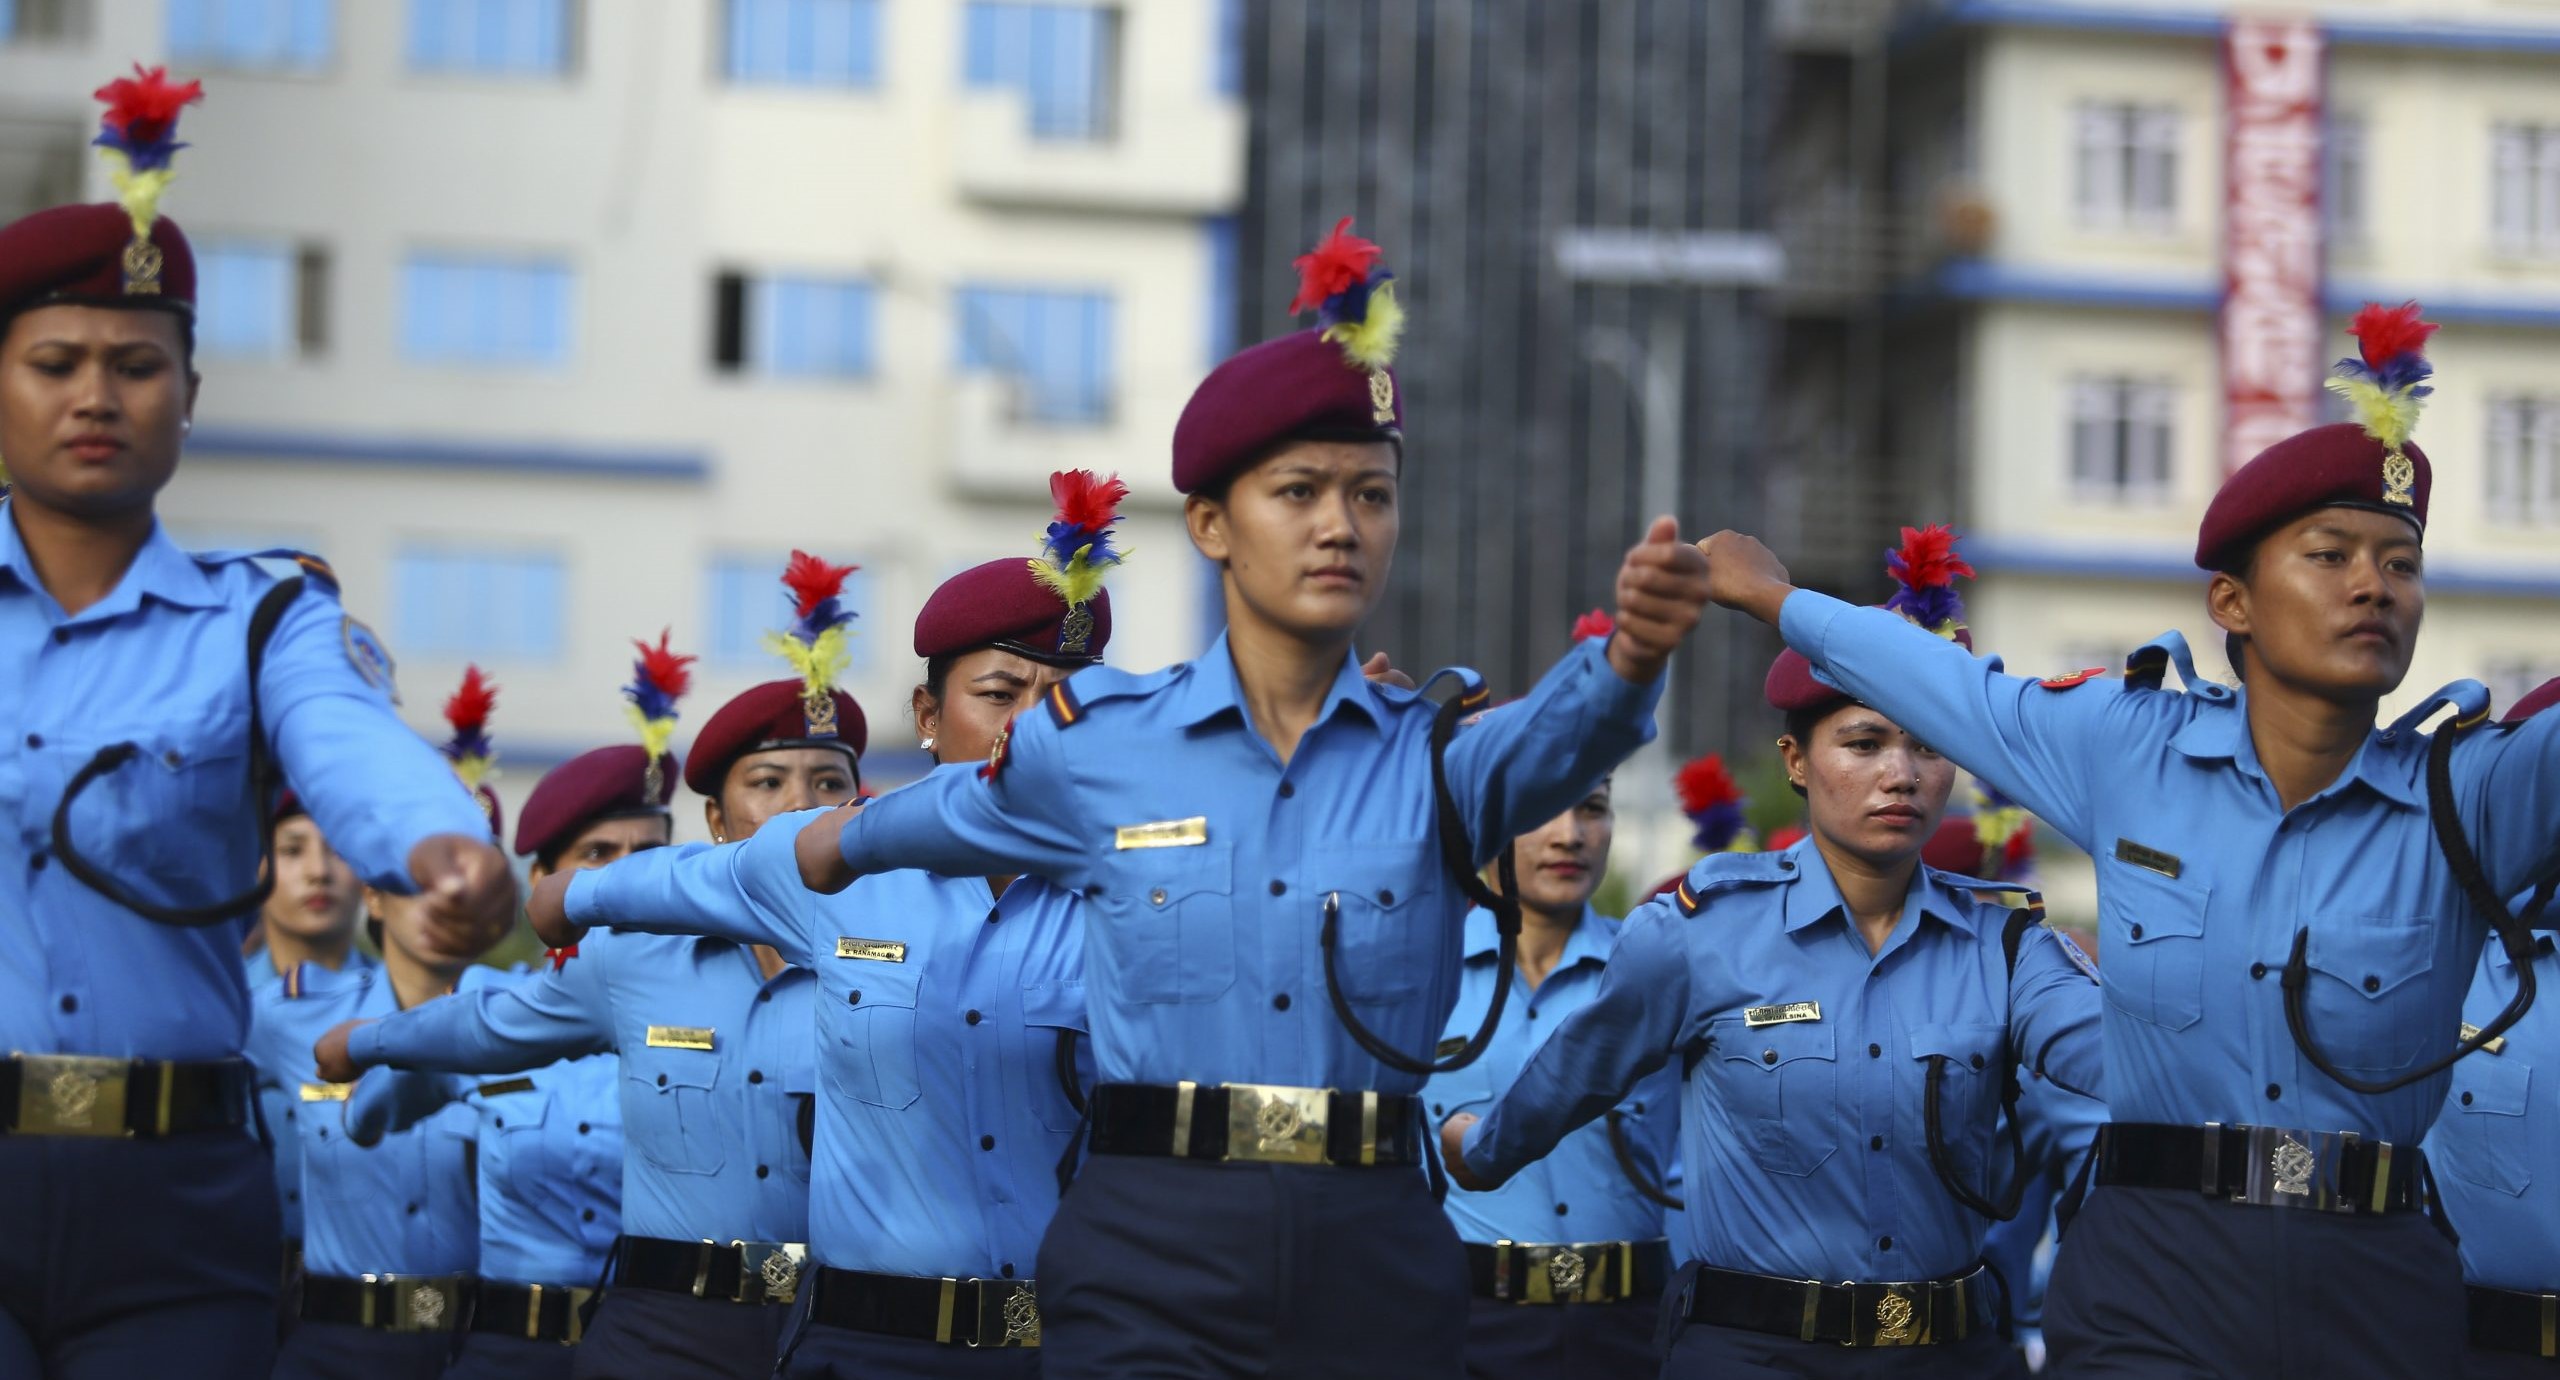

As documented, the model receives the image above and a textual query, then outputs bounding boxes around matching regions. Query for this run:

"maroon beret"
[272,788,305,826]
[515,745,675,860]
[2508,676,2560,725]
[2195,424,2430,571]
[683,681,866,797]
[1767,620,1972,714]
[914,559,1114,664]
[1171,329,1401,495]
[1921,817,1987,876]
[0,203,195,322]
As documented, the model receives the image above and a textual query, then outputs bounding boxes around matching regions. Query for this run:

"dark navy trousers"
[2045,1185,2465,1378]
[1659,1322,2012,1378]
[271,1321,457,1380]
[1035,1154,1469,1379]
[778,1321,1042,1378]
[0,1130,279,1380]
[569,1288,794,1380]
[1461,1294,1657,1379]
[449,1331,580,1379]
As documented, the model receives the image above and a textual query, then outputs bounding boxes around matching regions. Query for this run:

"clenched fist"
[1605,516,1715,684]
[1694,529,1797,627]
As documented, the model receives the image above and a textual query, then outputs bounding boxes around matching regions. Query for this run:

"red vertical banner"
[2221,17,2326,476]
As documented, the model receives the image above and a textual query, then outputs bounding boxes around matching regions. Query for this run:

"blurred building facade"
[1774,0,2560,918]
[0,0,1242,827]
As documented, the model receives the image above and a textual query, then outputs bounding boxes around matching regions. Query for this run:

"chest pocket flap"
[1327,842,1440,1003]
[1021,980,1088,1034]
[2440,1055,2533,1198]
[2098,858,2210,1032]
[2302,915,2435,1000]
[624,1044,724,1177]
[831,959,924,1110]
[1908,1022,2006,1071]
[1718,1020,1837,1177]
[479,1084,550,1134]
[1109,842,1236,1005]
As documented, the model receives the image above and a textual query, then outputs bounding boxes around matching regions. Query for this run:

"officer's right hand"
[1695,529,1797,627]
[796,801,866,895]
[1440,1112,1491,1191]
[313,1018,370,1084]
[525,871,584,949]
[410,834,518,957]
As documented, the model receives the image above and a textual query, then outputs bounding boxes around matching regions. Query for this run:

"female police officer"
[0,66,510,1379]
[1447,528,2104,1377]
[1694,307,2560,1377]
[743,219,1717,1378]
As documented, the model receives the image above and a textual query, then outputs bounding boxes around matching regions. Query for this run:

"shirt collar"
[2166,690,2422,811]
[1168,629,1386,737]
[1462,904,1617,965]
[1779,844,1981,938]
[0,504,223,617]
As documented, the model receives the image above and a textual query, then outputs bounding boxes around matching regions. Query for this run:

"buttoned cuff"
[346,1019,388,1069]
[1459,1116,1503,1185]
[1583,627,1667,723]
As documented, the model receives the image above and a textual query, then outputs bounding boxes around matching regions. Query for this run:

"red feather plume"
[442,665,498,735]
[782,550,860,621]
[1889,524,1975,590]
[93,65,203,143]
[632,630,696,697]
[1288,216,1384,316]
[1051,469,1129,530]
[1571,609,1616,643]
[1674,754,1744,815]
[2349,301,2439,368]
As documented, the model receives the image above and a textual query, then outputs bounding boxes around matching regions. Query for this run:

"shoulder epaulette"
[1671,851,1801,917]
[283,963,306,1000]
[1044,679,1083,729]
[195,546,340,592]
[1044,663,1184,728]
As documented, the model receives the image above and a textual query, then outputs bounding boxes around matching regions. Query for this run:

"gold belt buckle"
[373,1275,462,1333]
[1518,1242,1612,1304]
[13,1054,130,1137]
[977,1279,1041,1348]
[1223,1083,1329,1165]
[735,1241,805,1304]
[1843,1281,1930,1347]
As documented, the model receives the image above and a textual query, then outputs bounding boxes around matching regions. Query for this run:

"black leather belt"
[1685,1262,1992,1348]
[807,1266,1042,1349]
[2096,1121,2425,1214]
[471,1280,592,1344]
[1466,1238,1668,1304]
[0,1054,252,1137]
[2469,1284,2560,1359]
[1088,1081,1424,1166]
[299,1272,472,1332]
[612,1235,806,1305]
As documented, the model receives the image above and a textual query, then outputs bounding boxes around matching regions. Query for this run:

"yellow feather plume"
[96,149,174,239]
[2324,374,2424,453]
[764,627,851,699]
[625,705,679,762]
[1322,280,1404,372]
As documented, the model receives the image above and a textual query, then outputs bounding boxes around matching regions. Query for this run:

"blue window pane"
[704,556,869,669]
[0,0,19,42]
[725,0,881,87]
[752,276,875,378]
[408,0,567,75]
[1202,215,1237,365]
[400,254,575,367]
[167,0,336,70]
[195,242,296,359]
[394,548,565,661]
[962,3,1112,140]
[1216,0,1243,96]
[954,286,1114,425]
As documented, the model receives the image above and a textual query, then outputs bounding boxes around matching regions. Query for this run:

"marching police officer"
[0,67,511,1378]
[2425,675,2560,1377]
[1695,306,2560,1376]
[769,219,1715,1377]
[246,793,375,995]
[1449,528,2103,1377]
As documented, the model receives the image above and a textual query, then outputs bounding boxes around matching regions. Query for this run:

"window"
[2073,102,2179,232]
[2067,377,2177,504]
[703,555,870,669]
[2,0,92,43]
[1214,0,1242,97]
[2492,123,2560,257]
[195,240,327,360]
[167,0,334,71]
[2486,395,2560,528]
[710,272,878,379]
[1203,215,1237,365]
[2486,658,2560,719]
[407,0,572,76]
[393,547,564,660]
[963,3,1118,140]
[2325,114,2366,245]
[400,253,575,367]
[954,286,1115,425]
[724,0,881,87]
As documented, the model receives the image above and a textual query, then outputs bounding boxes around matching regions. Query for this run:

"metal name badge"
[474,1077,536,1098]
[2461,1022,2508,1056]
[299,1082,354,1103]
[1744,1001,1822,1028]
[1114,817,1209,850]
[2114,839,2183,879]
[835,938,908,963]
[644,1025,717,1051]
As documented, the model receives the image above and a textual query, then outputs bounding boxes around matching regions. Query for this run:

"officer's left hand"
[1360,651,1415,691]
[313,1018,369,1084]
[409,834,519,957]
[1440,1112,1491,1191]
[1607,515,1713,683]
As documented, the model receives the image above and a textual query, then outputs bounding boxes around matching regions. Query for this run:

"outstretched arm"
[550,828,816,962]
[325,948,612,1080]
[806,714,1090,895]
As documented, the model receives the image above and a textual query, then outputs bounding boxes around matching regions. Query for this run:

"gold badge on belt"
[1002,1284,1041,1345]
[408,1283,447,1329]
[1545,1248,1587,1297]
[1875,1290,1915,1343]
[2271,1135,2316,1197]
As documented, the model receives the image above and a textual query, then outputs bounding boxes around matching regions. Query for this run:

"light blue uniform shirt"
[0,512,488,1061]
[564,822,1091,1278]
[1425,906,1674,1246]
[1463,843,2105,1284]
[299,973,484,1278]
[466,1050,625,1285]
[2425,930,2560,1293]
[245,944,376,999]
[244,958,379,1241]
[1778,590,2560,1144]
[347,926,813,1245]
[831,632,1659,1093]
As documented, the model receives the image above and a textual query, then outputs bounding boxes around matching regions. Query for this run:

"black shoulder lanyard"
[48,577,305,927]
[1924,904,2046,1222]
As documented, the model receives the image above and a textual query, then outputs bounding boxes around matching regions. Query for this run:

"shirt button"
[1085,885,1104,899]
[1001,1262,1016,1278]
[1526,1008,1538,1020]
[1278,782,1296,798]
[1869,1135,1884,1151]
[58,995,76,1014]
[1272,994,1291,1011]
[582,1208,595,1222]
[1761,1050,1778,1065]
[1867,1044,1882,1059]
[288,1191,299,1203]
[2250,963,2267,980]
[756,1165,770,1179]
[1878,1235,1892,1250]
[577,1122,590,1134]
[2129,923,2145,940]
[656,1074,668,1087]
[28,852,44,872]
[1969,1054,1985,1070]
[965,1010,982,1026]
[1149,889,1167,906]
[1776,857,1795,871]
[757,991,772,1003]
[1269,880,1287,897]
[1553,1203,1568,1216]
[2461,1091,2475,1106]
[405,1203,419,1216]
[1377,890,1394,905]
[2265,1083,2282,1101]
[848,991,861,1005]
[748,1070,764,1084]
[494,1115,505,1128]
[2362,975,2381,993]
[285,1109,296,1122]
[986,909,1001,925]
[50,629,67,645]
[981,1135,996,1151]
[22,733,39,748]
